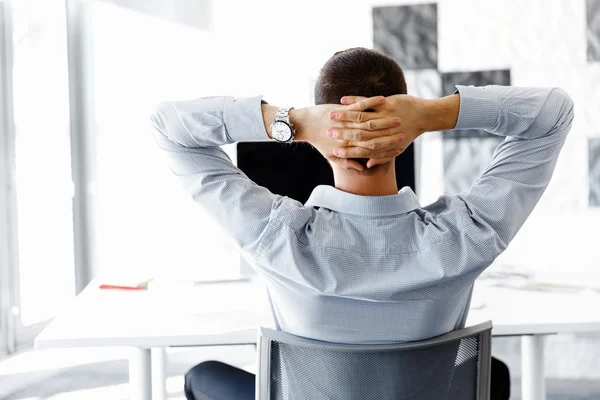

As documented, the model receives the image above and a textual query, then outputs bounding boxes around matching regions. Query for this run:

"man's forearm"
[419,86,573,142]
[420,94,460,133]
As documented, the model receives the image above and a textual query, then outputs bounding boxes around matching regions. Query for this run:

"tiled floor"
[1,344,600,399]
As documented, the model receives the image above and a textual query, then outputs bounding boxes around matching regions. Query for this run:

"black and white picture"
[439,70,510,193]
[590,138,600,206]
[373,4,438,70]
[441,70,511,139]
[588,0,600,61]
[443,137,502,195]
[441,70,511,96]
[403,69,442,99]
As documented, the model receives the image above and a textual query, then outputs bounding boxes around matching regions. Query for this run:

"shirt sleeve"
[452,85,574,252]
[149,95,283,259]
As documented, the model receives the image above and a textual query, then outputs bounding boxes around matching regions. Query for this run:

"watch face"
[272,121,292,142]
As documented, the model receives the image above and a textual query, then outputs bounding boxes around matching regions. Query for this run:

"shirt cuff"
[454,85,501,131]
[223,95,271,142]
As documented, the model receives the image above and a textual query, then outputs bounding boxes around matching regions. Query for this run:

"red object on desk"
[99,284,148,291]
[98,278,152,291]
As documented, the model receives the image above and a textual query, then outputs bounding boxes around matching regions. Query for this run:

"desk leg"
[129,348,152,400]
[151,348,167,400]
[521,335,546,400]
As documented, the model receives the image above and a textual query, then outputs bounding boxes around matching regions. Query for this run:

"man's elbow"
[151,102,183,145]
[150,102,172,133]
[549,87,575,128]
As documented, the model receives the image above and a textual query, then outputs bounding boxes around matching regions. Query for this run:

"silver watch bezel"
[271,121,293,142]
[270,107,296,143]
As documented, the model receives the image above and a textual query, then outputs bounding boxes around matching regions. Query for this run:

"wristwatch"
[270,107,296,143]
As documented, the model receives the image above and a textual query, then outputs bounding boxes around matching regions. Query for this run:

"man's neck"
[331,167,399,197]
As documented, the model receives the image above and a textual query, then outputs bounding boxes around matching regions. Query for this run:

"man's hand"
[328,94,427,168]
[289,96,407,171]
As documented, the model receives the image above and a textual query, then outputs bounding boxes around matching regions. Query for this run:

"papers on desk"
[469,296,485,310]
[480,264,600,293]
[143,278,274,331]
[489,275,600,293]
[96,274,251,291]
[147,276,251,291]
[492,280,585,293]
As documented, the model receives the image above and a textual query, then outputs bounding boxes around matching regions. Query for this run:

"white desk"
[468,281,600,399]
[35,278,600,400]
[36,279,274,400]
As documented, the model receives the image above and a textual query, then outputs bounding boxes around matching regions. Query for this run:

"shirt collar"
[305,185,421,217]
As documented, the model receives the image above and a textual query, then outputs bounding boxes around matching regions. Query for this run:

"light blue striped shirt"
[151,85,574,344]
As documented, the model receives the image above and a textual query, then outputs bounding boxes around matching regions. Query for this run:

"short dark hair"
[315,47,407,172]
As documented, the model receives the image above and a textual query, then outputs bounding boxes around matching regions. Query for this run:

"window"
[91,2,240,280]
[12,0,74,328]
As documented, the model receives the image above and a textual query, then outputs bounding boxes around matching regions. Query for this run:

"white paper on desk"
[492,279,586,293]
[469,297,485,310]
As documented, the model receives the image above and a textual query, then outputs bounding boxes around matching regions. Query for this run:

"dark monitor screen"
[237,142,415,204]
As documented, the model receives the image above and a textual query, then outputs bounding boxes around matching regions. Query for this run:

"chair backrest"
[256,321,492,400]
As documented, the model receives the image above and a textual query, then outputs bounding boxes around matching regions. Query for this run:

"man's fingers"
[334,158,364,171]
[330,110,376,123]
[334,146,402,160]
[343,95,386,111]
[340,96,366,105]
[328,124,402,142]
[330,110,401,128]
[367,157,395,168]
[352,134,405,152]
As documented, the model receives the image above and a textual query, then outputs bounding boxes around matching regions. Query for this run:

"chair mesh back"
[268,334,482,400]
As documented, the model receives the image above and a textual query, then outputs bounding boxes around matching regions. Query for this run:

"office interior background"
[1,0,599,398]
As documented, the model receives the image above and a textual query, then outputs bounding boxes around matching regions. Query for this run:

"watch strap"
[271,107,296,142]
